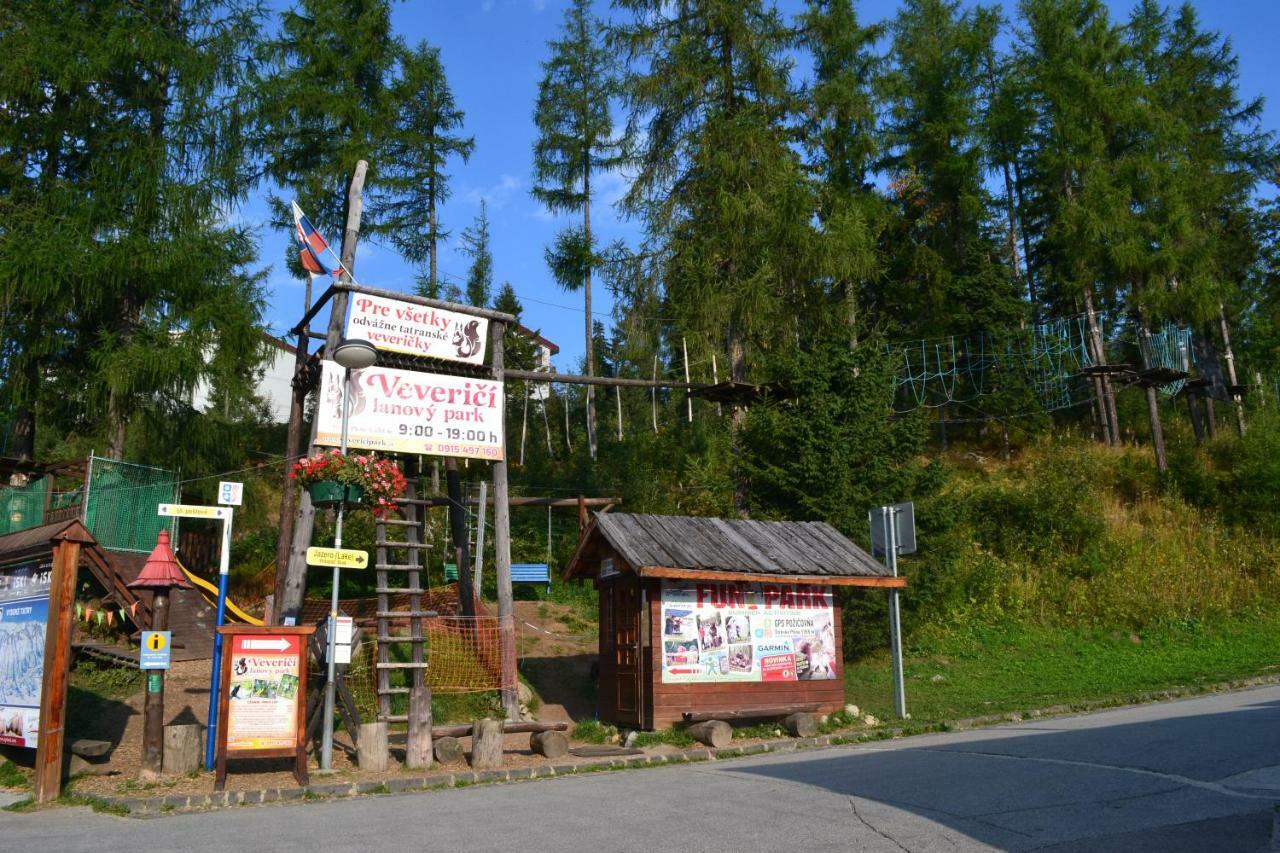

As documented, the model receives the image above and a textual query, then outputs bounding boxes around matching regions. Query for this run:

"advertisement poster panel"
[0,560,52,748]
[224,632,305,751]
[346,293,489,365]
[660,580,838,684]
[315,361,504,461]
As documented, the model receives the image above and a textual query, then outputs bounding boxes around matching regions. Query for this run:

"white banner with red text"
[346,293,488,365]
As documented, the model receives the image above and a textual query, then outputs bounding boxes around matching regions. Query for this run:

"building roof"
[565,513,902,587]
[515,323,559,355]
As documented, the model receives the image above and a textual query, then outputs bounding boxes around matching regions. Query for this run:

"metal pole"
[204,508,234,770]
[321,366,352,770]
[887,506,907,719]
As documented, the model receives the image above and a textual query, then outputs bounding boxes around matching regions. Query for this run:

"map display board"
[660,580,838,684]
[0,560,52,748]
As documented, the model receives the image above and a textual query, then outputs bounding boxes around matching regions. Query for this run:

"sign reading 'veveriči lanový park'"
[316,362,505,461]
[660,580,838,684]
[346,293,489,365]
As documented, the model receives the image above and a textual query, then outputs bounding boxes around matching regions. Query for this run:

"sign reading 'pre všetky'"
[346,293,488,365]
[315,361,504,461]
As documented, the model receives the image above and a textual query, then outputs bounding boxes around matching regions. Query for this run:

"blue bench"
[512,563,552,594]
[444,562,551,594]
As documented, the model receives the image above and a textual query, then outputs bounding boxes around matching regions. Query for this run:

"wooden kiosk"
[564,513,905,730]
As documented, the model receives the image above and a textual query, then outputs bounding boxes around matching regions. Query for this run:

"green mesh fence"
[0,476,50,536]
[83,456,178,552]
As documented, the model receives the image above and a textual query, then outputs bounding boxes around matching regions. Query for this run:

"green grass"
[844,614,1280,724]
[0,760,28,789]
[630,727,693,748]
[570,720,617,744]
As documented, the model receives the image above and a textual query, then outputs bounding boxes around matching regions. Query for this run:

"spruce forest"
[4,0,1280,668]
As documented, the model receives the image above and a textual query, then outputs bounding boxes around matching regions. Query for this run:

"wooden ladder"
[373,470,434,724]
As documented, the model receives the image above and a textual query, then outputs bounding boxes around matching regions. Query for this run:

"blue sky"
[253,0,1280,369]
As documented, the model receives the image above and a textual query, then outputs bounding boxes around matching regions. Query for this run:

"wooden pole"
[33,538,80,804]
[1140,328,1167,474]
[272,327,310,623]
[1218,302,1246,436]
[491,322,518,721]
[281,160,368,622]
[651,355,658,433]
[615,385,623,441]
[682,337,692,423]
[140,587,169,781]
[406,686,433,770]
[520,382,529,466]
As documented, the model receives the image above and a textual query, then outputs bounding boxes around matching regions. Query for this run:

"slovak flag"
[291,201,342,276]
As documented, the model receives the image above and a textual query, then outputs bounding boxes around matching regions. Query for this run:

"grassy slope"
[845,612,1280,723]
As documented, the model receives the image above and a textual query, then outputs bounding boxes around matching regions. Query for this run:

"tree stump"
[783,713,818,738]
[530,730,569,759]
[688,720,731,749]
[406,686,433,770]
[162,724,203,775]
[357,722,389,772]
[470,718,504,769]
[434,736,464,764]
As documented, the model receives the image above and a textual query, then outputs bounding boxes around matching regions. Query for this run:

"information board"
[315,361,504,461]
[214,626,314,790]
[0,560,52,748]
[659,580,838,684]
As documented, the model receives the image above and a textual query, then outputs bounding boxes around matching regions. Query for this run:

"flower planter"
[308,480,365,509]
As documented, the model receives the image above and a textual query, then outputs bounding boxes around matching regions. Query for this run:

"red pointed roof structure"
[127,530,192,589]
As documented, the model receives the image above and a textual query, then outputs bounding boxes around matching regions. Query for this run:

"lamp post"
[127,530,193,781]
[320,338,377,771]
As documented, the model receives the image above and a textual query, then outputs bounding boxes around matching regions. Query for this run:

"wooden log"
[530,730,569,759]
[433,736,463,764]
[162,724,204,775]
[469,718,504,769]
[681,704,820,724]
[357,722,389,772]
[430,720,568,738]
[688,720,731,749]
[783,713,818,739]
[405,686,433,770]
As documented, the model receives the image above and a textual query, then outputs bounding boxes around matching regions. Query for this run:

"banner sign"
[224,632,305,751]
[316,361,504,461]
[0,560,53,748]
[347,293,488,365]
[659,580,838,684]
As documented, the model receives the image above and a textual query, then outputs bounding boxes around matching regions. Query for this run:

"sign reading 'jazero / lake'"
[346,293,488,366]
[315,361,504,461]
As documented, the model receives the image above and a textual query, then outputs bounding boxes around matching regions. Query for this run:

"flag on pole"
[291,201,343,277]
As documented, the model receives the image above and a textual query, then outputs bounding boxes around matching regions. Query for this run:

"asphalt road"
[6,685,1280,851]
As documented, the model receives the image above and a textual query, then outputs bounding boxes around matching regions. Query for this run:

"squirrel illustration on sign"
[453,320,481,359]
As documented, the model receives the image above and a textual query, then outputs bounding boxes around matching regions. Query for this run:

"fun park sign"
[346,293,488,366]
[659,580,838,685]
[315,361,505,461]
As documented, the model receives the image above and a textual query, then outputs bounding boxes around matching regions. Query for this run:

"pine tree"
[796,0,886,344]
[879,0,1021,340]
[1015,0,1142,445]
[532,0,623,460]
[256,0,402,252]
[0,0,268,462]
[459,200,494,309]
[614,0,814,515]
[383,42,474,300]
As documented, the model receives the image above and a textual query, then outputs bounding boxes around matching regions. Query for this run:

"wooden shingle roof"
[566,513,903,588]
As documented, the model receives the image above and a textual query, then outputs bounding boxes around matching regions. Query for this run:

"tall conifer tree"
[532,0,622,460]
[384,43,475,300]
[459,200,494,309]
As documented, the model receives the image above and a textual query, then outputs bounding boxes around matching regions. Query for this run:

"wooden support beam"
[505,369,705,390]
[34,538,80,804]
[396,496,620,509]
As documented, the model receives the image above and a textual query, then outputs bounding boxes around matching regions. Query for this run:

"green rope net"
[83,456,178,552]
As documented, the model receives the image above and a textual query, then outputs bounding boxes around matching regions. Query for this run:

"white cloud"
[464,173,523,209]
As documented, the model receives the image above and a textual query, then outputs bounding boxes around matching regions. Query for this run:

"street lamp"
[320,338,376,771]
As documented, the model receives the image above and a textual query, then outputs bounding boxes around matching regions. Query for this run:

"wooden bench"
[445,562,552,593]
[512,563,552,594]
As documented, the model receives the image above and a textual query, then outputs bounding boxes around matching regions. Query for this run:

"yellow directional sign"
[158,503,228,520]
[306,546,369,569]
[147,632,168,651]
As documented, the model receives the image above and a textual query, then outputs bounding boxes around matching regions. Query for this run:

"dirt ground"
[4,600,606,799]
